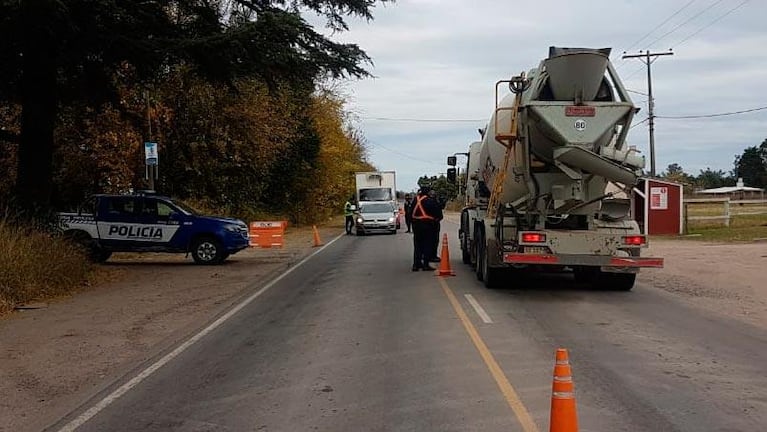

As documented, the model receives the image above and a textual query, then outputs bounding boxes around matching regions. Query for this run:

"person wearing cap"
[410,186,443,271]
[403,194,414,233]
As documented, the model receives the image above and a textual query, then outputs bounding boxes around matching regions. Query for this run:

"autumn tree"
[0,0,391,212]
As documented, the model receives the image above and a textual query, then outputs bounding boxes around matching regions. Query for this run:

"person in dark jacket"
[410,186,443,271]
[428,189,443,262]
[403,194,414,233]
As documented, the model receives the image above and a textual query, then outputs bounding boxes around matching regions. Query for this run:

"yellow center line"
[438,277,540,432]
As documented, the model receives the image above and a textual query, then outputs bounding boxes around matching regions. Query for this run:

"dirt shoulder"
[640,238,767,329]
[0,222,344,432]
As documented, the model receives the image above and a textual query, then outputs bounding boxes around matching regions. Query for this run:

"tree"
[695,168,733,190]
[417,174,458,203]
[0,0,391,211]
[660,163,693,185]
[733,144,767,189]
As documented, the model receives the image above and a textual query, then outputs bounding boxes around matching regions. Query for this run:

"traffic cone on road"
[549,348,578,432]
[312,225,323,247]
[435,233,456,276]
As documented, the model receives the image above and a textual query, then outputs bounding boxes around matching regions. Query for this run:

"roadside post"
[144,141,158,190]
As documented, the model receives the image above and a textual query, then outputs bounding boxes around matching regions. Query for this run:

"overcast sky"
[323,0,766,192]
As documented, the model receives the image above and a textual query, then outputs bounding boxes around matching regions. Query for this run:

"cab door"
[133,197,183,251]
[96,196,142,250]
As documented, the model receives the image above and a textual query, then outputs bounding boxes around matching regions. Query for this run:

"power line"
[671,0,749,48]
[644,0,727,49]
[368,141,445,166]
[657,105,767,119]
[619,0,698,55]
[366,117,484,123]
[630,117,650,129]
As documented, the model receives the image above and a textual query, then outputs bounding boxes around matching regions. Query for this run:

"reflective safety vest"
[411,195,435,221]
[344,201,353,217]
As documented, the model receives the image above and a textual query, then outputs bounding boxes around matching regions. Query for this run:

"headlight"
[224,223,245,233]
[356,217,363,223]
[388,217,395,222]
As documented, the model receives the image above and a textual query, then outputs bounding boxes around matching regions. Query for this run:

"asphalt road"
[50,222,767,431]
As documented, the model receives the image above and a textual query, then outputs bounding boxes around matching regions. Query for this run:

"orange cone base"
[434,233,456,276]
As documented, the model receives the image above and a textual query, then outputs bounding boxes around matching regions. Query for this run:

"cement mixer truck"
[455,47,663,290]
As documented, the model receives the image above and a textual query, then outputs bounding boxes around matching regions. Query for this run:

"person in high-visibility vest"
[344,196,355,235]
[410,186,443,271]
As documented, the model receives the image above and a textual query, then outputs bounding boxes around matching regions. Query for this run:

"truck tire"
[191,236,225,265]
[475,230,500,288]
[461,234,471,265]
[475,233,485,282]
[460,212,471,265]
[597,272,636,291]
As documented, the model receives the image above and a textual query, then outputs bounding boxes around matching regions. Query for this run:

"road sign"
[144,142,158,166]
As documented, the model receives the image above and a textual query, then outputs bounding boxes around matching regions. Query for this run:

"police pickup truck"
[58,191,249,264]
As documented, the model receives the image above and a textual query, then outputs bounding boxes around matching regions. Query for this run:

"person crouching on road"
[403,194,414,233]
[344,196,355,235]
[411,186,443,271]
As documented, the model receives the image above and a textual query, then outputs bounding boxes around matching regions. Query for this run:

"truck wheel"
[475,234,485,282]
[191,236,225,265]
[461,238,471,265]
[460,213,471,265]
[480,244,500,289]
[597,272,636,291]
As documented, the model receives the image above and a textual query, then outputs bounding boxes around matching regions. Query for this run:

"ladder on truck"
[487,73,529,220]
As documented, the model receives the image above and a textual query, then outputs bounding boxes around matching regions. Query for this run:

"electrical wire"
[367,141,445,166]
[618,0,698,56]
[644,0,727,49]
[656,105,767,119]
[366,117,484,123]
[671,0,749,48]
[630,117,650,129]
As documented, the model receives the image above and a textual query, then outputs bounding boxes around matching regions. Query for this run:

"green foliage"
[733,143,767,189]
[0,0,391,210]
[417,174,458,203]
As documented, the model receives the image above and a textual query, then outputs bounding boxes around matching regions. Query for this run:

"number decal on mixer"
[574,119,586,131]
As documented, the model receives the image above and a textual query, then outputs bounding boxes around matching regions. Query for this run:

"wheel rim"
[197,241,217,261]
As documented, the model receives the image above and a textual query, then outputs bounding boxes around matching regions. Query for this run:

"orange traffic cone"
[549,348,578,432]
[312,225,323,247]
[435,233,456,276]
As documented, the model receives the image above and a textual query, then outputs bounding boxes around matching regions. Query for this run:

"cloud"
[321,0,767,188]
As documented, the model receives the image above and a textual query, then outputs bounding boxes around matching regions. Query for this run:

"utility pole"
[622,50,673,177]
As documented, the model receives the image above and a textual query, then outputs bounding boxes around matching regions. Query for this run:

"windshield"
[360,203,394,213]
[359,188,392,201]
[171,200,199,216]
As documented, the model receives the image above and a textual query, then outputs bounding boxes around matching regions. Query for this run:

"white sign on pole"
[650,186,668,210]
[144,142,158,166]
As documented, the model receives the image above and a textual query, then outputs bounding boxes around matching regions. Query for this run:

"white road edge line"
[464,294,493,324]
[56,233,346,432]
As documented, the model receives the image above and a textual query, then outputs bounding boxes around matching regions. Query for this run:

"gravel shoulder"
[640,238,767,329]
[1,225,765,432]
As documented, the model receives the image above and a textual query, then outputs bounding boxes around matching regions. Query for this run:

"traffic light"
[447,168,457,183]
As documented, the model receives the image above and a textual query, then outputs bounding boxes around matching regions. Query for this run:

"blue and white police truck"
[58,191,249,264]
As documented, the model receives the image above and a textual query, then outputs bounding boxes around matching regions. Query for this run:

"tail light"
[521,232,546,243]
[622,235,645,246]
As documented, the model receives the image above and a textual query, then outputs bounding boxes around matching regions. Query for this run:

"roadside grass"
[0,219,91,315]
[682,214,767,242]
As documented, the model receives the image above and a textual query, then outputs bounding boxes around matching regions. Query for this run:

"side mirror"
[447,156,457,166]
[169,211,181,221]
[350,205,357,211]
